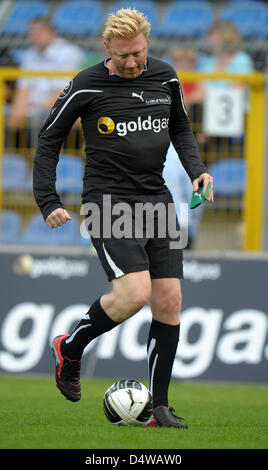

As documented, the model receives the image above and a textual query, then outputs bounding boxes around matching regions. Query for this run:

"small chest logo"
[132,91,144,102]
[97,115,169,137]
[58,80,73,100]
[131,91,171,106]
[97,116,115,134]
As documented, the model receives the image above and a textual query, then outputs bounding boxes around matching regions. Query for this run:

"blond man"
[34,8,213,428]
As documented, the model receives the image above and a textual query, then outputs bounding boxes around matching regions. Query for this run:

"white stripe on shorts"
[102,242,124,278]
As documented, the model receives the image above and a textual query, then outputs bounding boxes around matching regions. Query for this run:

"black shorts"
[83,189,183,282]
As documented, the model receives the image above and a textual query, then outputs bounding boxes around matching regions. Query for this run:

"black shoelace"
[62,359,81,381]
[169,407,185,422]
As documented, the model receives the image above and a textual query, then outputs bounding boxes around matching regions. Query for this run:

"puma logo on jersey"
[132,91,144,102]
[194,192,202,199]
[131,91,172,106]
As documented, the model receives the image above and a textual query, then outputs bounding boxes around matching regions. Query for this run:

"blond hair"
[103,8,151,45]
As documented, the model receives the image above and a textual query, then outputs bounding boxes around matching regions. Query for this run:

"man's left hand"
[193,173,214,203]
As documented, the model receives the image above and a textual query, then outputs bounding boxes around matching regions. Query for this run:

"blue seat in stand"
[53,1,104,35]
[110,1,159,34]
[209,158,246,196]
[56,154,84,194]
[156,1,213,36]
[1,1,49,35]
[21,212,81,245]
[0,210,22,243]
[2,154,29,191]
[221,1,268,37]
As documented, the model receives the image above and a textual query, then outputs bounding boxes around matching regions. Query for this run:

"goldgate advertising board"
[0,248,267,383]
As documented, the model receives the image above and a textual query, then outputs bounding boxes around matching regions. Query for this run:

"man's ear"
[103,40,110,54]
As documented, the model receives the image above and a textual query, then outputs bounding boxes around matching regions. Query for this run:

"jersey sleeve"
[33,70,102,220]
[168,74,207,182]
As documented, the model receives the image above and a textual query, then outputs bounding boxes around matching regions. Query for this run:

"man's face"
[105,33,149,79]
[28,23,55,50]
[207,30,223,54]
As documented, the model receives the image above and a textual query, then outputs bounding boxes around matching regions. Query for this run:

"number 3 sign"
[203,87,246,137]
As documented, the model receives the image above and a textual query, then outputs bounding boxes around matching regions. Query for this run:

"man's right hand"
[45,208,72,229]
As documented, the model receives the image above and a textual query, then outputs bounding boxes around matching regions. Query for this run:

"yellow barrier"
[0,68,266,250]
[179,71,266,251]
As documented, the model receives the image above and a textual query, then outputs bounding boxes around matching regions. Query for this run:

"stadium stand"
[21,212,84,245]
[209,159,246,197]
[1,1,49,35]
[0,1,267,68]
[2,153,29,191]
[0,210,22,243]
[109,1,159,33]
[56,154,84,194]
[220,1,268,37]
[0,0,267,248]
[156,1,214,37]
[227,0,265,2]
[52,1,105,36]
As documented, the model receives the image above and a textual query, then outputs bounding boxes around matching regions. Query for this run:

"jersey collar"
[104,57,148,77]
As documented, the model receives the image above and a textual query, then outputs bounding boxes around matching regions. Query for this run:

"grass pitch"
[0,375,267,449]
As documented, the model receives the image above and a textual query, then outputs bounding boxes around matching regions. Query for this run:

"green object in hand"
[190,181,211,209]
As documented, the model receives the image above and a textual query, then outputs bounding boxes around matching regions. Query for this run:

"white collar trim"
[104,57,148,76]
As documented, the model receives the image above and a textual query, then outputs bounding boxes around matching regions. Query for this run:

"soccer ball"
[103,379,153,426]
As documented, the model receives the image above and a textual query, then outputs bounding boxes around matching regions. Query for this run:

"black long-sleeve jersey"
[33,56,207,220]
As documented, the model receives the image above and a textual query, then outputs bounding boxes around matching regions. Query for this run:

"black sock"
[147,318,180,408]
[61,298,119,360]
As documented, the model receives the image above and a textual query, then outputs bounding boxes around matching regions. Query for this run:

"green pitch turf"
[0,375,267,449]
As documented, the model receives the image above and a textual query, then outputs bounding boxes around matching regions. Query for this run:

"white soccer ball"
[103,379,153,426]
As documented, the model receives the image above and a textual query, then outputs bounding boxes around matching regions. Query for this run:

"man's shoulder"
[72,61,105,88]
[147,56,178,80]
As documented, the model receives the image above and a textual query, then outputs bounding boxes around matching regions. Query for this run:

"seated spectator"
[200,19,254,85]
[81,33,107,68]
[162,46,202,111]
[163,143,205,249]
[195,19,254,144]
[8,16,84,130]
[162,46,208,135]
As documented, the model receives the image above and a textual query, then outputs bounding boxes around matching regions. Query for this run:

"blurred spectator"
[81,33,107,68]
[200,19,254,83]
[0,46,16,67]
[162,47,207,248]
[162,46,201,111]
[0,46,17,104]
[163,143,204,249]
[8,17,84,130]
[195,19,254,144]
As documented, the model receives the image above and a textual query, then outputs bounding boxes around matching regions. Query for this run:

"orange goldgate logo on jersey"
[97,117,115,134]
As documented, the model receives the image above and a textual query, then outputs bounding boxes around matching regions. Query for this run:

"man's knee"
[155,290,182,316]
[102,271,152,322]
[121,280,151,313]
[150,282,182,324]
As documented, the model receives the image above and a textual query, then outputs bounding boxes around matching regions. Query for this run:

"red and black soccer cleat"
[51,334,81,402]
[144,406,188,428]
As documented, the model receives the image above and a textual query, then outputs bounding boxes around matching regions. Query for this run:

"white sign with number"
[203,87,245,137]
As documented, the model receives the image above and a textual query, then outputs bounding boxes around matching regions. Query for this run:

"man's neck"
[104,57,148,77]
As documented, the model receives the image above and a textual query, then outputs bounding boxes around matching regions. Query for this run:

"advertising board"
[0,249,267,383]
